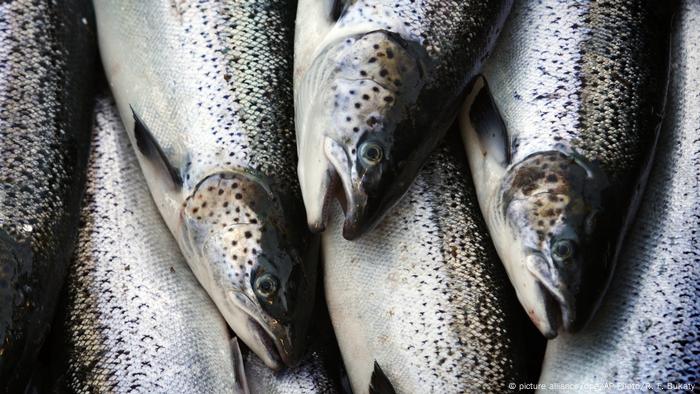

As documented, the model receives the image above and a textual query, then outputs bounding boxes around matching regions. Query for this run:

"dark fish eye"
[254,273,279,298]
[552,239,575,261]
[359,141,383,166]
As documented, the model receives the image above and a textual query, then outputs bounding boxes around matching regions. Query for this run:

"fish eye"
[254,273,279,298]
[552,239,575,261]
[359,141,383,166]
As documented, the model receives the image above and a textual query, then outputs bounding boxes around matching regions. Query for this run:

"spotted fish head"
[498,151,610,337]
[179,172,317,369]
[298,30,431,239]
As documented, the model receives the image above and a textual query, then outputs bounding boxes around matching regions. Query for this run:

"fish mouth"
[525,254,576,338]
[228,292,301,370]
[246,315,285,370]
[322,136,392,240]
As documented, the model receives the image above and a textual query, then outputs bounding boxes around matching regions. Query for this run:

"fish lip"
[229,291,299,370]
[526,254,576,337]
[246,314,285,370]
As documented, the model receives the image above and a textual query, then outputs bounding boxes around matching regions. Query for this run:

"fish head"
[498,151,608,337]
[298,30,431,239]
[179,172,317,369]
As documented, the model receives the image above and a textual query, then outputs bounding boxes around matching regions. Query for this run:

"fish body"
[94,0,318,368]
[294,0,512,239]
[459,0,672,337]
[538,1,700,390]
[245,346,341,394]
[55,96,245,393]
[322,136,534,393]
[0,0,96,389]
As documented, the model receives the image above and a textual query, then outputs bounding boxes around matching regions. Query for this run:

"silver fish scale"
[102,0,298,197]
[484,0,665,177]
[245,351,339,394]
[539,0,700,389]
[323,142,529,393]
[0,0,94,387]
[62,97,238,393]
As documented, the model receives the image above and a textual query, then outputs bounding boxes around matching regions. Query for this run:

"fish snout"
[525,253,577,336]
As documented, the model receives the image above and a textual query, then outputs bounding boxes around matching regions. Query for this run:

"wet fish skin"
[245,347,341,394]
[322,134,534,393]
[0,0,96,389]
[294,0,513,240]
[538,1,700,389]
[459,0,672,337]
[94,0,318,369]
[53,96,245,393]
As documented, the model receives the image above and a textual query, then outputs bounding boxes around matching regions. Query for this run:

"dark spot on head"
[546,174,558,183]
[244,231,252,239]
[235,193,242,199]
[379,69,389,77]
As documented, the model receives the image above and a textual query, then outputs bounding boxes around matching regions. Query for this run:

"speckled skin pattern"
[95,0,317,368]
[322,137,533,393]
[294,0,513,239]
[0,0,95,389]
[56,96,241,393]
[539,1,700,390]
[461,0,672,335]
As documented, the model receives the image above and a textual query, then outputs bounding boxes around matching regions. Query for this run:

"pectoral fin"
[465,76,510,167]
[130,106,183,190]
[369,361,396,394]
[330,0,348,20]
[230,337,250,394]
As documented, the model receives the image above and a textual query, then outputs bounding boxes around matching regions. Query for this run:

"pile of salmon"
[0,1,697,393]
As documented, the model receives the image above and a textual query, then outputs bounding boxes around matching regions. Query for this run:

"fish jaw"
[176,172,316,368]
[485,216,564,338]
[296,30,430,239]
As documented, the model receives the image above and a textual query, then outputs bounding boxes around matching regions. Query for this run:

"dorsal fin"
[130,106,183,189]
[468,76,511,167]
[369,361,396,394]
